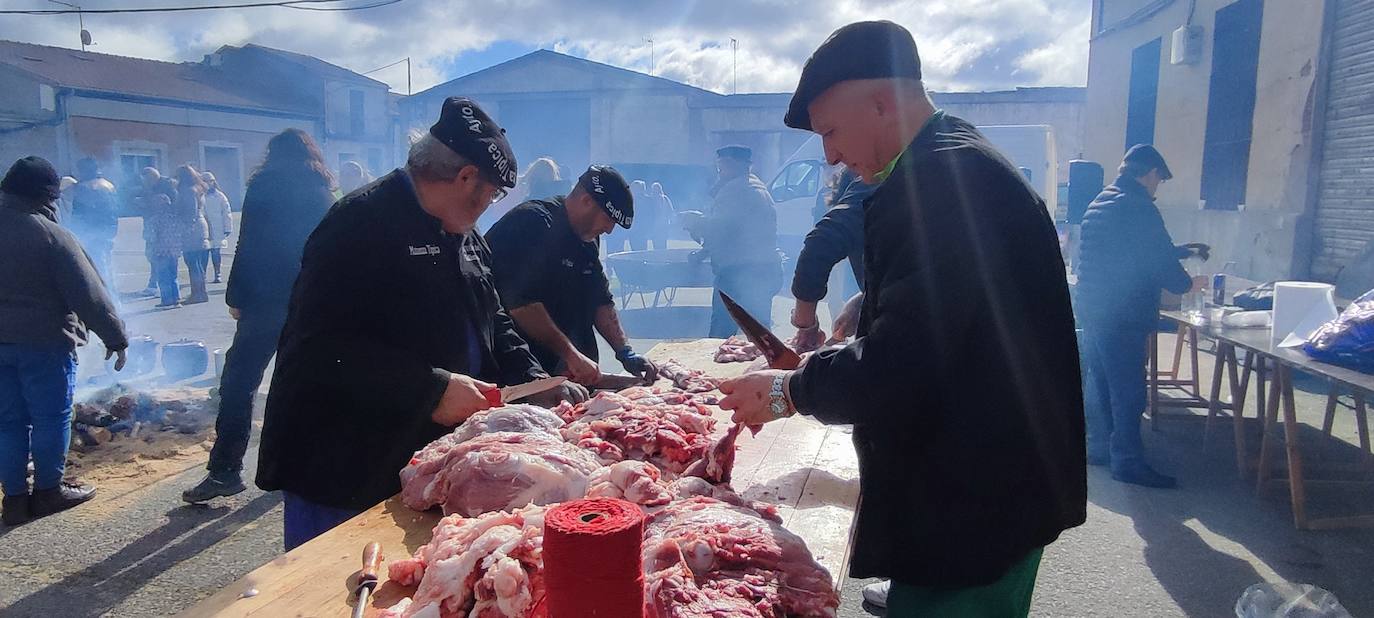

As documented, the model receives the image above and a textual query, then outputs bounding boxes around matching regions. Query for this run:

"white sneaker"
[862,580,890,608]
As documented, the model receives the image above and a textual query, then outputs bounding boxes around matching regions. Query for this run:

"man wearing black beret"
[256,97,586,549]
[719,21,1086,616]
[485,164,659,387]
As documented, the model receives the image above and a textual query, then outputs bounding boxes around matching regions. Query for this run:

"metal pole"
[406,57,411,95]
[46,0,84,50]
[730,38,738,94]
[648,37,654,75]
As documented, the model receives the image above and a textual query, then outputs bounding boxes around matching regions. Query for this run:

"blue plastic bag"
[1303,289,1374,372]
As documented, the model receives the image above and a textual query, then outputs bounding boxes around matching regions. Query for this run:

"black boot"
[1112,464,1177,489]
[31,481,96,516]
[182,471,246,504]
[2,494,30,526]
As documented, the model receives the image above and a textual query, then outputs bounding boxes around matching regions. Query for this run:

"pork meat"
[400,431,602,516]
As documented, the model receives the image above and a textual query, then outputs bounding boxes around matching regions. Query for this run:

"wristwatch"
[769,373,794,420]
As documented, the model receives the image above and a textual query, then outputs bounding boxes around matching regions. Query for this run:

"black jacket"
[789,112,1086,587]
[224,166,334,316]
[791,177,874,302]
[0,193,127,352]
[485,197,614,370]
[256,170,546,510]
[1075,176,1193,330]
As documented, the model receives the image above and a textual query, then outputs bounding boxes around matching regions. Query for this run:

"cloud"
[0,0,1089,93]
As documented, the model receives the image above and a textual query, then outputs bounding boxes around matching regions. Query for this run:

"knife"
[718,291,803,370]
[482,376,568,406]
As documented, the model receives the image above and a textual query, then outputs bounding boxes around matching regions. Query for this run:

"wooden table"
[1153,311,1374,530]
[180,339,860,617]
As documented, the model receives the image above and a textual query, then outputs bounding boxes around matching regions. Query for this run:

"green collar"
[872,109,943,183]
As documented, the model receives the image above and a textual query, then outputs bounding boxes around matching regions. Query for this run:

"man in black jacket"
[1075,144,1208,489]
[720,22,1085,616]
[789,168,874,349]
[255,98,583,550]
[486,165,658,386]
[0,157,127,526]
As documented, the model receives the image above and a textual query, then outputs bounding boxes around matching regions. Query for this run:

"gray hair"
[406,132,472,182]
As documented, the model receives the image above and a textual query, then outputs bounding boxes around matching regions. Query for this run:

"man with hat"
[486,165,659,386]
[0,156,127,526]
[255,98,586,549]
[681,144,781,337]
[716,21,1085,616]
[1076,143,1209,489]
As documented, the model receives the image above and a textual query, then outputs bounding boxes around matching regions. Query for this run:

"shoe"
[212,276,222,284]
[1112,465,1177,489]
[139,287,159,297]
[30,481,95,516]
[182,472,246,504]
[2,494,30,526]
[861,580,890,608]
[155,301,181,308]
[1087,453,1109,467]
[184,295,209,305]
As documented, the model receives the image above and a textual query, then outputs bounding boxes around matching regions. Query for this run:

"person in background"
[646,182,673,251]
[57,176,77,224]
[339,160,371,196]
[680,144,781,337]
[183,129,336,504]
[0,156,128,527]
[200,172,235,284]
[70,158,120,287]
[479,156,561,232]
[487,165,659,387]
[139,168,181,308]
[1074,144,1210,489]
[789,167,874,350]
[173,165,211,305]
[624,180,649,251]
[718,22,1085,615]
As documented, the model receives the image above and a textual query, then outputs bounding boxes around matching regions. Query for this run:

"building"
[1085,0,1374,284]
[0,40,397,209]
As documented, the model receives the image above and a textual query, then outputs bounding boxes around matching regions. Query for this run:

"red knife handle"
[481,387,502,407]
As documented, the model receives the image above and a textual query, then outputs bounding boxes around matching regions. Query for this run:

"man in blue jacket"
[1075,144,1209,489]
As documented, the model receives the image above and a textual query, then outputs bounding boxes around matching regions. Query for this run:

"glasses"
[489,187,508,204]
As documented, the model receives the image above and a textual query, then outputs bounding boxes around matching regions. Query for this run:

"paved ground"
[2,218,1373,617]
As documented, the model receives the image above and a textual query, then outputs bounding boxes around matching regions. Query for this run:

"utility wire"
[0,0,401,15]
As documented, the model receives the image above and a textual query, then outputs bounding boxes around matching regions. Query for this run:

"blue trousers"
[152,255,180,304]
[708,263,782,339]
[207,312,285,475]
[0,343,77,496]
[1080,324,1150,472]
[283,492,363,551]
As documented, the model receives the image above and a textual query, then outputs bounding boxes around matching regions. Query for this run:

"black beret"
[715,144,752,161]
[429,97,518,188]
[785,21,923,131]
[578,165,634,229]
[1,156,61,202]
[1123,144,1173,180]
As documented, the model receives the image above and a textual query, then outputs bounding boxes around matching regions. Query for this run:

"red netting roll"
[543,498,645,618]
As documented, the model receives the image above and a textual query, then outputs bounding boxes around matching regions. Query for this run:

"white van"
[767,125,1059,261]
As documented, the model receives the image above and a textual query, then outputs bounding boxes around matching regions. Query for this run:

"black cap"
[429,97,518,188]
[1123,144,1172,180]
[1,156,61,202]
[715,144,752,161]
[785,21,923,131]
[578,165,634,229]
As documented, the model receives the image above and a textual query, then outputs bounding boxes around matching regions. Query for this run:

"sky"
[0,0,1091,95]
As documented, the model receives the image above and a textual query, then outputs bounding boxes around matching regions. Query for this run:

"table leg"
[1355,391,1372,466]
[1257,360,1270,432]
[1279,366,1309,529]
[1149,333,1160,431]
[1171,324,1187,381]
[1205,341,1228,446]
[1225,345,1249,476]
[1189,327,1202,397]
[1323,389,1340,437]
[1257,361,1283,494]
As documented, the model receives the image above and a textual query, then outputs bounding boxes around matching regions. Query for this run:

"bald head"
[806,78,934,182]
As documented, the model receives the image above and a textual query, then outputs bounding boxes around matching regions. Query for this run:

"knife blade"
[484,376,568,405]
[718,291,803,370]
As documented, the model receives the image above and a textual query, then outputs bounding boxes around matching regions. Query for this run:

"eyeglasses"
[489,187,508,204]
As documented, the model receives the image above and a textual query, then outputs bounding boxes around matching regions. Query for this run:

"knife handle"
[481,387,502,407]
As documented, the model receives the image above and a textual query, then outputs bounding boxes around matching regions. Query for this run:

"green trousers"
[886,548,1044,617]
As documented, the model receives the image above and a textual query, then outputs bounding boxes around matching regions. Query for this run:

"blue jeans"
[153,255,180,304]
[708,263,782,338]
[0,343,77,496]
[1081,324,1150,472]
[283,492,363,551]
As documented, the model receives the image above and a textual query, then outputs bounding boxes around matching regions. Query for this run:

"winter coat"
[69,177,119,242]
[788,112,1086,588]
[204,188,234,249]
[700,173,779,270]
[0,192,127,351]
[140,179,181,258]
[223,166,333,314]
[174,188,211,252]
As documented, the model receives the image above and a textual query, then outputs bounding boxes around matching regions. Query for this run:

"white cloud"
[0,0,1089,93]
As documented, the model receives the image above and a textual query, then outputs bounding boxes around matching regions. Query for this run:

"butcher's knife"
[352,542,382,618]
[718,291,803,370]
[482,376,567,406]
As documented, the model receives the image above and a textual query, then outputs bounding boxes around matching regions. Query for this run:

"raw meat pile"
[658,359,723,393]
[553,388,721,476]
[714,336,763,363]
[399,431,603,516]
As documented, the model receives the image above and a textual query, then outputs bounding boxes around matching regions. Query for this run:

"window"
[1124,38,1161,151]
[349,90,366,137]
[367,148,383,176]
[1200,0,1263,210]
[768,160,821,202]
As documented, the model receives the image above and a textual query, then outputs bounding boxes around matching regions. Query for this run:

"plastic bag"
[1235,282,1276,311]
[1235,583,1351,618]
[1303,289,1374,372]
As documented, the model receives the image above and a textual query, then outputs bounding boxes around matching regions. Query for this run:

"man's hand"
[432,373,496,427]
[790,302,825,350]
[228,307,241,320]
[791,326,826,352]
[105,347,127,372]
[525,382,590,407]
[719,370,788,426]
[1181,243,1211,261]
[616,348,659,384]
[562,349,602,385]
[828,292,864,344]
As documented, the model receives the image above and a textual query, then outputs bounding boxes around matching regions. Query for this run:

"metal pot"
[162,339,209,380]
